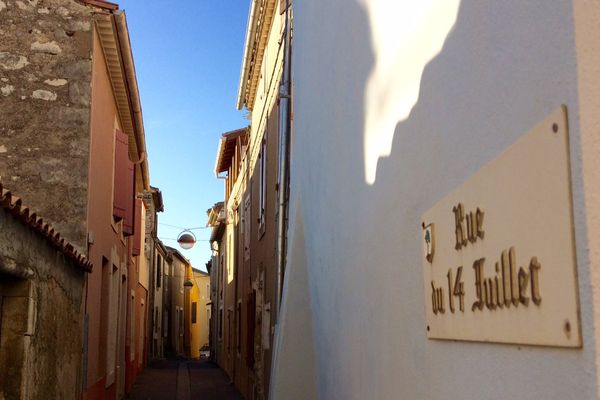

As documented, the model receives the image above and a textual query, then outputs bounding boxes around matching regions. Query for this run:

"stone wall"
[0,206,86,400]
[0,0,100,251]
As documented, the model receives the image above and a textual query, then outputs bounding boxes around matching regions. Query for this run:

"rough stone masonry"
[0,0,102,251]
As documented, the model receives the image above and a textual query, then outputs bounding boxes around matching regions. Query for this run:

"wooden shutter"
[113,129,129,220]
[113,129,135,236]
[246,291,256,368]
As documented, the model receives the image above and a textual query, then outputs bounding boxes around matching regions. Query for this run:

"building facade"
[0,185,90,400]
[207,202,226,365]
[208,1,290,396]
[166,247,189,357]
[0,1,152,399]
[184,267,210,359]
[269,1,600,400]
[142,187,166,361]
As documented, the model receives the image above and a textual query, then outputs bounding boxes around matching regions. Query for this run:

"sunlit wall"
[359,0,460,184]
[271,0,598,399]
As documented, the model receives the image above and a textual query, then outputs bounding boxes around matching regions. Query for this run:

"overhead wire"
[158,222,210,230]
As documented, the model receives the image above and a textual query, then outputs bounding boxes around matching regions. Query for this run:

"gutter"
[236,0,260,110]
[114,11,150,191]
[215,136,226,177]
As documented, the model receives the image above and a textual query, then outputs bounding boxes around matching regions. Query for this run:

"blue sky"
[119,0,250,270]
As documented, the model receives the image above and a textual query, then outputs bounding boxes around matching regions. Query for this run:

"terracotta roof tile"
[0,183,92,272]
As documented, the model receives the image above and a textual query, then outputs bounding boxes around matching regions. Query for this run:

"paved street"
[127,359,242,400]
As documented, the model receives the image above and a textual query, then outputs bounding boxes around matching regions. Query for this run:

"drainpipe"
[114,11,150,191]
[274,0,292,319]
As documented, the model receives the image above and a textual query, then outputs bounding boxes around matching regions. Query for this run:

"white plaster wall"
[272,1,600,399]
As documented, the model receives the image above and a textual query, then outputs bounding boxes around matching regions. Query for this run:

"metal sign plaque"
[421,107,581,347]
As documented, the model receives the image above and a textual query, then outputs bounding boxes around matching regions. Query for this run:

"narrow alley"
[127,360,241,400]
[2,0,600,399]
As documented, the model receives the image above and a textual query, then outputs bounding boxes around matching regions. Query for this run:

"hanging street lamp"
[177,230,197,250]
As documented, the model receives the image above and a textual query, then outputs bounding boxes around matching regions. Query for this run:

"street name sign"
[421,106,581,347]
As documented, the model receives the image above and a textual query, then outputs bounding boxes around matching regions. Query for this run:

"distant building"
[184,267,210,359]
[207,202,226,364]
[142,187,166,360]
[215,0,292,397]
[208,0,290,395]
[165,246,190,357]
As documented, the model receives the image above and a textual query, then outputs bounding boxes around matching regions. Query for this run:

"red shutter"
[113,130,128,220]
[113,129,135,236]
[132,198,143,256]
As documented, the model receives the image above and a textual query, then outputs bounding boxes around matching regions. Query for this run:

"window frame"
[258,136,267,238]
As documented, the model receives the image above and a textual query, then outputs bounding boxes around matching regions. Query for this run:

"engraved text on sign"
[421,107,581,347]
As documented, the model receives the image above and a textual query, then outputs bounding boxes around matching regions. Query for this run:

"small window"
[191,302,197,324]
[218,307,223,340]
[243,195,251,260]
[237,301,242,355]
[258,137,267,237]
[227,310,232,351]
[156,254,162,288]
[179,308,184,336]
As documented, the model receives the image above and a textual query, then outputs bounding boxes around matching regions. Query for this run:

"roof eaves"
[166,246,191,266]
[79,0,119,10]
[95,12,150,191]
[214,136,227,177]
[215,127,248,175]
[236,0,277,110]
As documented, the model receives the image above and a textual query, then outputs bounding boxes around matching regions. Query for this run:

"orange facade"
[83,13,150,400]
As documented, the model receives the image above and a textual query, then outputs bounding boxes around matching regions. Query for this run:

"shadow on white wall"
[359,0,461,184]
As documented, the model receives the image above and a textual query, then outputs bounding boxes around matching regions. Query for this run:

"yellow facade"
[185,265,211,359]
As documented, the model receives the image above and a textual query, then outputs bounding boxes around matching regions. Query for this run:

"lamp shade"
[177,231,196,250]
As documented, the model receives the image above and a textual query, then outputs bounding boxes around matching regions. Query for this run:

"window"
[156,254,162,288]
[154,307,160,334]
[258,137,267,237]
[130,293,135,359]
[246,291,256,368]
[163,310,169,338]
[218,307,223,341]
[243,195,251,260]
[99,257,110,372]
[179,308,184,336]
[219,254,224,300]
[227,233,234,284]
[113,129,134,236]
[191,302,197,324]
[227,309,232,352]
[236,300,242,355]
